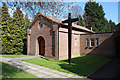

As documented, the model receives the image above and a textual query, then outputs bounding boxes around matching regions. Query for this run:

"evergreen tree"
[23,14,31,54]
[84,2,108,32]
[1,3,12,54]
[0,8,2,53]
[12,7,25,54]
[24,14,31,30]
[34,12,40,20]
[109,20,116,31]
[77,15,85,27]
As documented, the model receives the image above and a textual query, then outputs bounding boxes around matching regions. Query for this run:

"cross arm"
[62,18,79,23]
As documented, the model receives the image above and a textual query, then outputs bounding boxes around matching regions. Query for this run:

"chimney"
[91,27,93,31]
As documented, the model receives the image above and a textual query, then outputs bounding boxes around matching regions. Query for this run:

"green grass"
[24,56,111,77]
[0,62,41,78]
[0,54,28,58]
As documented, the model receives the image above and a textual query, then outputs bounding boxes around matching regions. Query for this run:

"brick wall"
[27,16,59,60]
[27,15,118,60]
[80,32,116,57]
[58,27,87,60]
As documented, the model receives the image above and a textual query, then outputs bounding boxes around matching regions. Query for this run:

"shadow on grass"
[59,56,110,76]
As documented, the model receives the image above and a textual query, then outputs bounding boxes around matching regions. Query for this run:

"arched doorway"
[115,36,120,58]
[38,36,45,56]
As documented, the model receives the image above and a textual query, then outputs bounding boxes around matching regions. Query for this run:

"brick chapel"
[27,13,120,60]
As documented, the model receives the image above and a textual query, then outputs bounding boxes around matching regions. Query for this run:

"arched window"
[39,22,43,29]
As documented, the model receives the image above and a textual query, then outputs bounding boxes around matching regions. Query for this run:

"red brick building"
[27,13,120,60]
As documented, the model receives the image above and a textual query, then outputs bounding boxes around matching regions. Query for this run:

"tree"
[5,2,75,19]
[0,7,2,53]
[77,15,85,27]
[24,14,31,30]
[84,2,108,32]
[69,5,83,18]
[12,7,25,54]
[108,20,116,31]
[34,12,40,20]
[23,14,31,54]
[1,3,12,54]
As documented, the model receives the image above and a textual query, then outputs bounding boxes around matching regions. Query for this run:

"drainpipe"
[58,24,60,60]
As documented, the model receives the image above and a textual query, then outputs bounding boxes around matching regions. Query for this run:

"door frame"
[37,36,45,56]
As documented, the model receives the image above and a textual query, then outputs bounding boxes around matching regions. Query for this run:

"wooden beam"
[71,18,79,22]
[62,18,79,23]
[68,13,72,64]
[62,20,69,23]
[61,13,78,64]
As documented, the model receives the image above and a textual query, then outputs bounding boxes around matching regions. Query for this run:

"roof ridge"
[38,13,62,23]
[28,13,94,33]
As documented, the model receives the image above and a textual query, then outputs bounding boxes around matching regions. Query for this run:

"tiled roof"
[28,13,94,33]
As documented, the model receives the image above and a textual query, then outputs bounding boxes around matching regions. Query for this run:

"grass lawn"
[0,62,42,78]
[0,54,28,58]
[24,56,111,77]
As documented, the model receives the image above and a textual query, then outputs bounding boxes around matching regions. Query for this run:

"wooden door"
[39,38,45,56]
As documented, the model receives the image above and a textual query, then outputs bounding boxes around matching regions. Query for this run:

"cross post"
[68,13,72,64]
[62,13,78,64]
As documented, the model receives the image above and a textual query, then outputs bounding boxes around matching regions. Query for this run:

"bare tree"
[4,1,75,19]
[69,5,84,18]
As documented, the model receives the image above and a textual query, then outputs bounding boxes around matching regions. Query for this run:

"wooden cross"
[62,13,78,64]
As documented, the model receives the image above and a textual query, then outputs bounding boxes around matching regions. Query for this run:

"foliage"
[23,14,31,54]
[1,3,12,54]
[5,2,75,19]
[69,5,83,18]
[109,20,116,31]
[84,2,116,32]
[77,15,85,27]
[11,7,26,54]
[24,56,110,77]
[1,62,39,78]
[34,12,40,20]
[1,3,30,54]
[24,14,31,30]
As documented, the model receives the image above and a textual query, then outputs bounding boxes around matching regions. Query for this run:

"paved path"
[0,56,83,78]
[10,55,43,61]
[87,58,120,78]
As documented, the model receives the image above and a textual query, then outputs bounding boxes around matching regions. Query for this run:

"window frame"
[96,38,99,47]
[86,38,89,47]
[90,38,94,47]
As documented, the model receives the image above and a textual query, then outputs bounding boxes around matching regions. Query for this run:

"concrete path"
[0,56,83,78]
[87,58,120,78]
[10,55,43,61]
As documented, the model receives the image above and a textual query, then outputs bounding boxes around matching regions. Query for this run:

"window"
[90,39,94,47]
[39,22,43,29]
[86,38,98,48]
[96,38,99,47]
[86,39,89,47]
